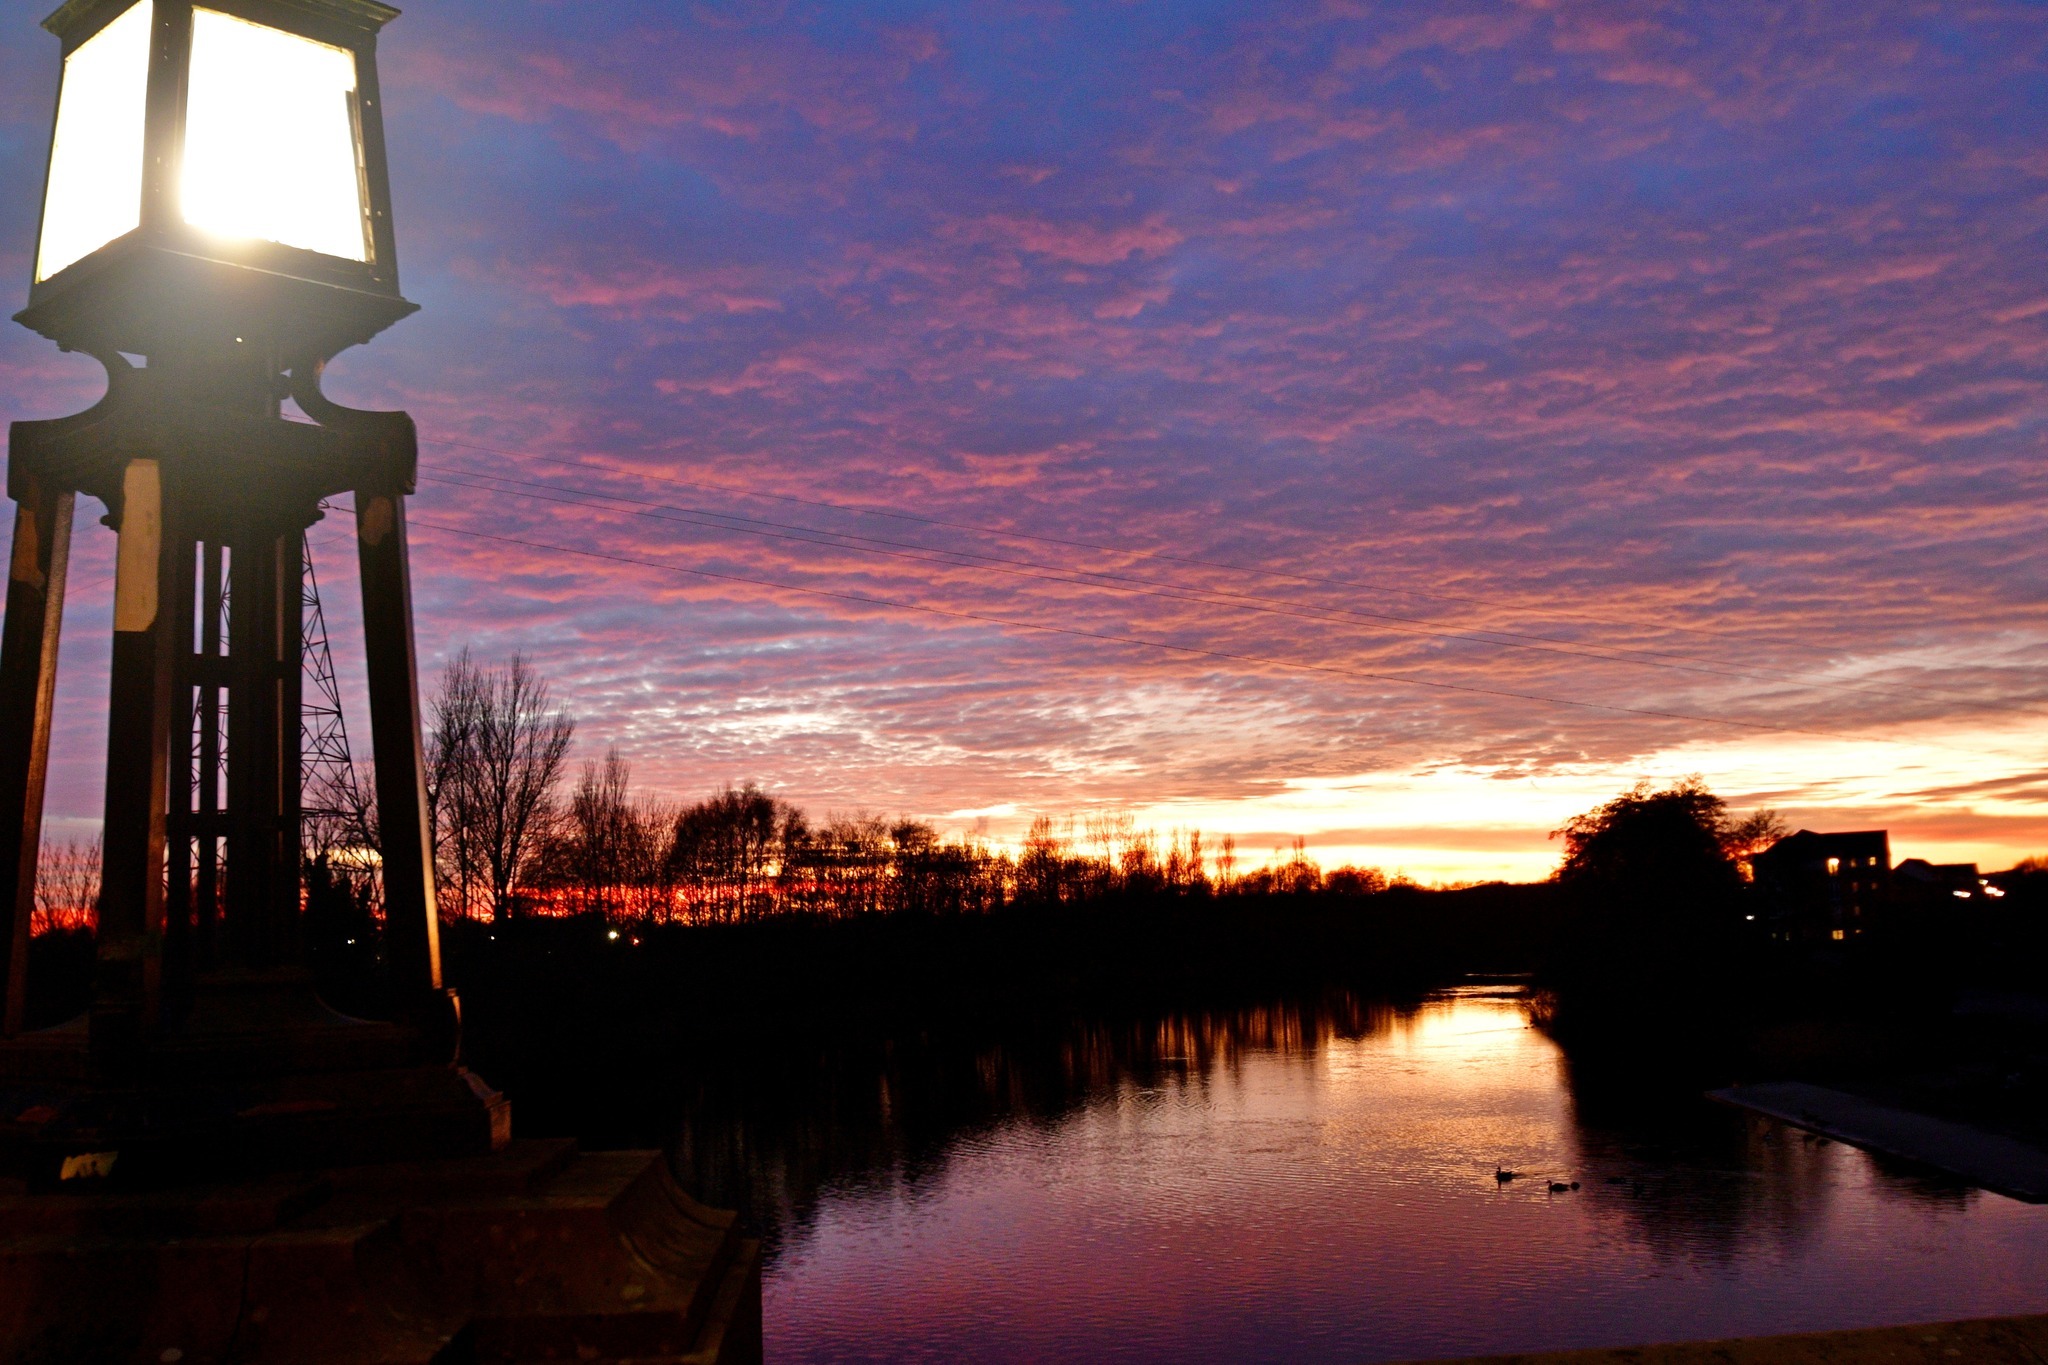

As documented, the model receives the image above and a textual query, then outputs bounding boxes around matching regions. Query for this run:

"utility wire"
[401,513,1937,750]
[423,434,1947,666]
[60,532,354,598]
[419,464,2048,721]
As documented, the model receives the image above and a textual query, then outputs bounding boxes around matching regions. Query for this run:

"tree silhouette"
[549,746,670,921]
[33,837,100,935]
[1546,778,1760,1010]
[1723,808,1789,882]
[406,653,1413,925]
[1552,777,1742,906]
[427,650,576,922]
[667,783,784,922]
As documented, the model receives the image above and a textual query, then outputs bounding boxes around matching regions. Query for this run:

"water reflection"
[662,986,2048,1364]
[671,990,1422,1254]
[1557,1041,1983,1271]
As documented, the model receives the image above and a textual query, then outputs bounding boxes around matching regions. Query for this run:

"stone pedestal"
[0,974,506,1190]
[0,1138,763,1364]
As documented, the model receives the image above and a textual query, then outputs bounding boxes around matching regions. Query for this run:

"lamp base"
[16,239,418,368]
[0,972,508,1191]
[0,1139,763,1365]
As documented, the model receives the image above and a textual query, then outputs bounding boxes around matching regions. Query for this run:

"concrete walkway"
[1396,1314,2048,1364]
[1708,1081,2048,1203]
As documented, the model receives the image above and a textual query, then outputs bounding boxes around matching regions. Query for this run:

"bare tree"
[1018,814,1077,905]
[817,812,893,919]
[304,758,381,913]
[1235,837,1322,895]
[1163,828,1211,895]
[526,753,678,922]
[558,746,666,921]
[427,650,485,918]
[667,783,784,922]
[33,836,101,935]
[887,821,1007,916]
[1724,808,1790,882]
[1323,864,1388,896]
[1215,833,1238,891]
[427,650,575,923]
[1083,808,1136,897]
[474,653,575,922]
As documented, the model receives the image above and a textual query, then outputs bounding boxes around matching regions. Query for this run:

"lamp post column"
[355,489,449,1035]
[223,521,307,971]
[163,530,197,1002]
[92,459,177,1062]
[195,541,224,968]
[0,475,73,1036]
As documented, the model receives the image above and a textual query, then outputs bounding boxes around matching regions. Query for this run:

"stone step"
[0,1141,762,1365]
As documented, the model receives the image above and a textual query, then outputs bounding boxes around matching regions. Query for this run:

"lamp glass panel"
[182,8,369,262]
[35,1,153,282]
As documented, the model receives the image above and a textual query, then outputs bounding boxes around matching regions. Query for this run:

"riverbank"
[346,883,2047,1161]
[1709,1081,2048,1203]
[436,883,1561,1142]
[1405,1312,2048,1364]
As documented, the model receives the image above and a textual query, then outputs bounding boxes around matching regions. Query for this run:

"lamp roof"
[43,0,401,39]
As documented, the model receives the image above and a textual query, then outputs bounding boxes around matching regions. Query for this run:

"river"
[689,984,2048,1363]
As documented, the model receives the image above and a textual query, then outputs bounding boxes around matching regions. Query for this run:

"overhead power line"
[400,512,1940,751]
[417,463,2048,722]
[423,434,1946,666]
[61,532,356,599]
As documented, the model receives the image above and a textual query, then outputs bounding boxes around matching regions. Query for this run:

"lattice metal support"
[301,532,372,866]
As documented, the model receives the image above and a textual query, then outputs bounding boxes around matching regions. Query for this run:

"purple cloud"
[3,0,2046,877]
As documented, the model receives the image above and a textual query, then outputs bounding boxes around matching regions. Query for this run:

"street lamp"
[0,9,768,1355]
[0,0,502,1185]
[23,0,412,366]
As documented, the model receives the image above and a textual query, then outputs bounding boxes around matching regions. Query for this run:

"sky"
[3,0,2047,884]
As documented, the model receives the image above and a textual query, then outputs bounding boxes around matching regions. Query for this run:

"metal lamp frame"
[19,0,414,366]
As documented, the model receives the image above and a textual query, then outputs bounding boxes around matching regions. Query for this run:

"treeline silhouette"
[438,882,1562,1154]
[522,786,1388,925]
[289,649,1409,929]
[20,650,1469,1034]
[30,656,2046,1075]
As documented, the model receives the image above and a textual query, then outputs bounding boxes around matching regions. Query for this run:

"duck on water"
[1494,1167,1580,1192]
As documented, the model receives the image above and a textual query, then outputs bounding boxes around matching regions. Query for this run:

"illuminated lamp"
[0,0,488,1179]
[20,0,412,365]
[0,4,767,1353]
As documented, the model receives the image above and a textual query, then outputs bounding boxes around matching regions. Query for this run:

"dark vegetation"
[1531,778,2048,1147]
[441,880,1556,1142]
[1539,779,2047,1022]
[432,886,1554,1244]
[24,651,2047,1172]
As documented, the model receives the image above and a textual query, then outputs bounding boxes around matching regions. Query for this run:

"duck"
[1548,1180,1580,1193]
[1495,1166,1519,1183]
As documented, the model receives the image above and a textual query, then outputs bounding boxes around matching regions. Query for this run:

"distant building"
[1892,858,1996,910]
[1750,829,1891,942]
